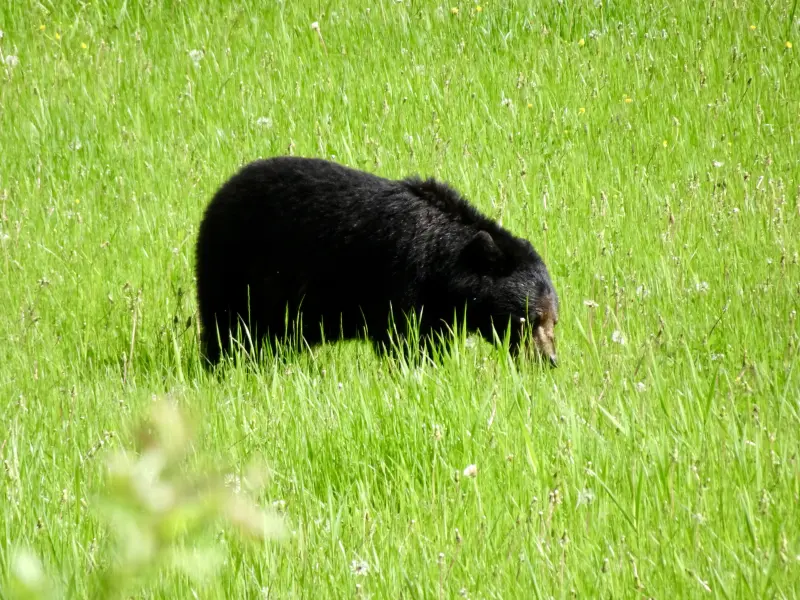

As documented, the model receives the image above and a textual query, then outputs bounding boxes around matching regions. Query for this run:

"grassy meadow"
[1,0,799,597]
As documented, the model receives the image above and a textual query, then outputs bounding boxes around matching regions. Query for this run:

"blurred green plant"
[5,399,286,600]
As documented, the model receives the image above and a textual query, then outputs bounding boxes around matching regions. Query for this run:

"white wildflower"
[634,382,646,392]
[576,488,595,506]
[712,160,724,168]
[350,559,370,576]
[188,49,204,65]
[311,21,320,31]
[4,55,19,68]
[255,116,273,129]
[694,281,710,294]
[463,464,478,478]
[611,330,626,345]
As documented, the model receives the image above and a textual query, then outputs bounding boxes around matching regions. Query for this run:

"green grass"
[1,0,799,597]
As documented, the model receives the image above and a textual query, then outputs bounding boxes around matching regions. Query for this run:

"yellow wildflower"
[578,38,585,47]
[578,107,586,115]
[81,42,87,49]
[786,41,793,49]
[55,32,61,40]
[749,25,756,31]
[39,24,46,31]
[476,5,482,12]
[527,103,533,109]
[451,7,459,15]
[662,140,668,148]
[624,96,633,104]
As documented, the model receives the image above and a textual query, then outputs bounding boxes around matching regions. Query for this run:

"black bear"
[195,156,559,367]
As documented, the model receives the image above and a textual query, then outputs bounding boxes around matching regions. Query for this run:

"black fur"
[195,156,558,366]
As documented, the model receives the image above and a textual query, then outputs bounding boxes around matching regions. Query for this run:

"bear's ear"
[460,230,504,272]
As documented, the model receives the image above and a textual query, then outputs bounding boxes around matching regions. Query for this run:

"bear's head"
[457,229,559,367]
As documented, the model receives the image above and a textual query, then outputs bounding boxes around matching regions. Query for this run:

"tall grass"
[1,1,798,597]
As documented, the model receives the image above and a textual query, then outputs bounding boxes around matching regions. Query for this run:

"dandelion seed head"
[577,488,595,505]
[712,160,724,168]
[256,116,273,129]
[224,474,242,494]
[635,382,646,392]
[4,55,19,68]
[188,49,204,64]
[311,21,320,31]
[611,330,627,345]
[463,464,478,478]
[350,559,370,576]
